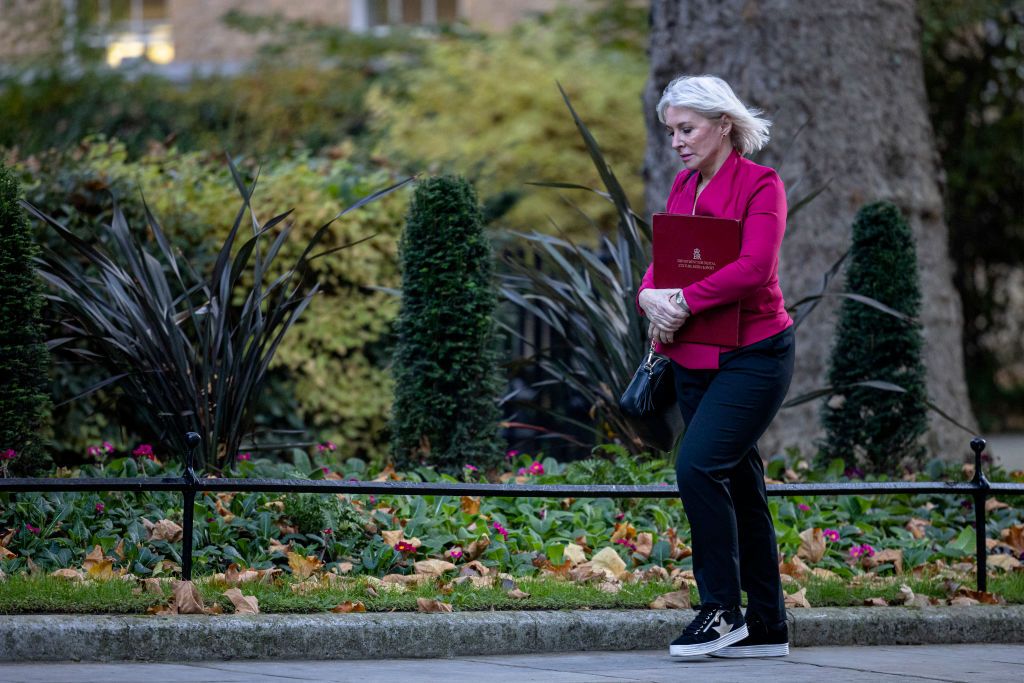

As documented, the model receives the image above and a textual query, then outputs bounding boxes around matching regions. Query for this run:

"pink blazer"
[637,148,793,369]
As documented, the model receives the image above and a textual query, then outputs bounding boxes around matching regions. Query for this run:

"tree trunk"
[643,0,977,462]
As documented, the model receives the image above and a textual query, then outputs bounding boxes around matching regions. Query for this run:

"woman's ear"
[720,115,732,138]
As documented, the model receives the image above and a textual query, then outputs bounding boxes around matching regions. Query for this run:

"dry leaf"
[0,546,15,560]
[507,589,530,599]
[459,560,490,577]
[1000,525,1024,554]
[334,562,354,575]
[949,596,980,606]
[563,543,587,566]
[797,528,826,564]
[222,564,261,585]
[634,533,654,560]
[906,594,938,608]
[597,580,622,594]
[460,496,481,515]
[172,580,208,614]
[864,548,904,575]
[50,568,85,581]
[223,588,259,614]
[381,529,405,546]
[382,573,431,586]
[641,566,670,582]
[372,463,400,481]
[905,518,931,539]
[143,578,167,595]
[268,538,291,555]
[87,559,115,580]
[569,565,606,583]
[465,535,490,561]
[954,587,1004,605]
[779,554,810,579]
[863,597,889,606]
[331,601,367,613]
[416,598,453,613]
[810,568,840,581]
[892,584,914,605]
[590,547,628,580]
[988,554,1022,572]
[610,522,636,543]
[784,587,811,608]
[287,552,323,580]
[650,590,691,610]
[149,519,183,543]
[413,559,457,576]
[985,498,1010,512]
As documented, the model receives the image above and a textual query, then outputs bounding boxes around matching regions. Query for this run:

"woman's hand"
[639,288,689,343]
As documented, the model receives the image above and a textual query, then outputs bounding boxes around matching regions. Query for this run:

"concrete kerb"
[1,606,1022,662]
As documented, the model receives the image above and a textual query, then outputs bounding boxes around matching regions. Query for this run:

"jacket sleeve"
[682,170,786,314]
[635,262,655,316]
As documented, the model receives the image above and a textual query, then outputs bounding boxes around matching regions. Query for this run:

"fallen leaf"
[223,564,261,585]
[331,601,367,613]
[634,533,654,560]
[381,529,405,547]
[949,596,979,606]
[268,538,291,555]
[906,594,938,608]
[0,546,15,560]
[223,588,259,614]
[1000,525,1024,554]
[797,528,826,564]
[539,559,572,578]
[507,589,530,599]
[82,545,106,571]
[953,587,1004,605]
[988,554,1022,572]
[149,519,183,543]
[563,543,587,566]
[610,522,636,543]
[287,552,323,580]
[779,554,810,579]
[864,548,904,575]
[87,559,115,580]
[335,562,354,575]
[460,496,481,515]
[863,597,889,606]
[459,560,490,577]
[382,573,431,587]
[640,566,670,582]
[465,535,490,561]
[905,518,931,539]
[112,539,125,559]
[985,498,1010,512]
[143,578,167,595]
[597,580,622,594]
[589,547,628,580]
[50,568,85,581]
[414,559,457,576]
[416,598,453,613]
[372,463,400,482]
[892,584,914,605]
[810,568,840,581]
[650,590,691,610]
[784,587,811,608]
[569,565,606,583]
[172,580,208,614]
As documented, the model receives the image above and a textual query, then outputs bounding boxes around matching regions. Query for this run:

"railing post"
[970,436,989,593]
[181,432,201,581]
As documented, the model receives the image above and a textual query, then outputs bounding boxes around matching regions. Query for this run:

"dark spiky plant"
[0,163,53,476]
[23,158,410,471]
[390,175,504,473]
[820,201,929,473]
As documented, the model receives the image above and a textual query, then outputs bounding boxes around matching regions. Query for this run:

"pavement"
[0,644,1022,682]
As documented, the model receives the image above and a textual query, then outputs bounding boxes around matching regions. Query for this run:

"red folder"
[652,212,742,347]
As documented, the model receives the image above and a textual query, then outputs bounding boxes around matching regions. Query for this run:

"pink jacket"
[637,148,793,369]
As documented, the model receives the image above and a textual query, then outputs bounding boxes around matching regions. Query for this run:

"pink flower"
[394,541,416,554]
[322,528,333,536]
[615,537,637,552]
[86,445,101,457]
[102,441,114,453]
[317,441,337,453]
[517,467,527,476]
[506,449,519,461]
[132,444,155,460]
[823,529,840,543]
[25,523,39,534]
[237,452,251,461]
[849,543,875,558]
[492,522,509,541]
[464,464,478,472]
[321,466,330,475]
[615,512,625,521]
[95,503,105,514]
[527,461,544,475]
[448,548,464,560]
[797,503,811,512]
[368,495,376,505]
[861,543,875,558]
[1,449,16,461]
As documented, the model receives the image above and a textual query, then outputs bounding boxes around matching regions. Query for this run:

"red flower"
[394,541,417,553]
[132,444,156,460]
[527,461,544,475]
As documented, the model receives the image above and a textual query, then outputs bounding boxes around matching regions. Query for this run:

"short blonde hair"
[656,74,771,156]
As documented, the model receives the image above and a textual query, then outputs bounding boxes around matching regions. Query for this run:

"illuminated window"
[354,0,460,31]
[78,0,174,67]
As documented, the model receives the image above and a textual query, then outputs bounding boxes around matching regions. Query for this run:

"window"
[353,0,460,32]
[79,0,174,67]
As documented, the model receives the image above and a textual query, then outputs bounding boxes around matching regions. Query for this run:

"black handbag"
[619,340,683,452]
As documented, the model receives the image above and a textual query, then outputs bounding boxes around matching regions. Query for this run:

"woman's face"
[663,105,731,175]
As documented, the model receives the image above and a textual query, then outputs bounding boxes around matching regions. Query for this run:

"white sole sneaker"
[710,642,790,658]
[669,624,749,657]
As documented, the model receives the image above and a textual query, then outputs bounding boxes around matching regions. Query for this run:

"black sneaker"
[709,612,789,658]
[669,603,748,657]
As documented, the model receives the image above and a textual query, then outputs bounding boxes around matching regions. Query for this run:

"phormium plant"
[24,157,410,471]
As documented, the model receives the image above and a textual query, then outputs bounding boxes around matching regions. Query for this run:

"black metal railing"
[2,435,1022,592]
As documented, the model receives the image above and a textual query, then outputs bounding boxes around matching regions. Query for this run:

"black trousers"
[671,326,795,627]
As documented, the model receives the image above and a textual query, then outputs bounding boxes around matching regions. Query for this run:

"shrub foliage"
[0,163,52,475]
[390,176,504,472]
[822,201,929,473]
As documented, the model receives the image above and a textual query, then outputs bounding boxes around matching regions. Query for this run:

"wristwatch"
[674,289,690,313]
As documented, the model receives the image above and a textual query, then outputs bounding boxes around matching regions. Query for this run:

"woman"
[636,74,794,659]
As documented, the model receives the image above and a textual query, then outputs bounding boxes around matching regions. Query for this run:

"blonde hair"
[656,74,771,156]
